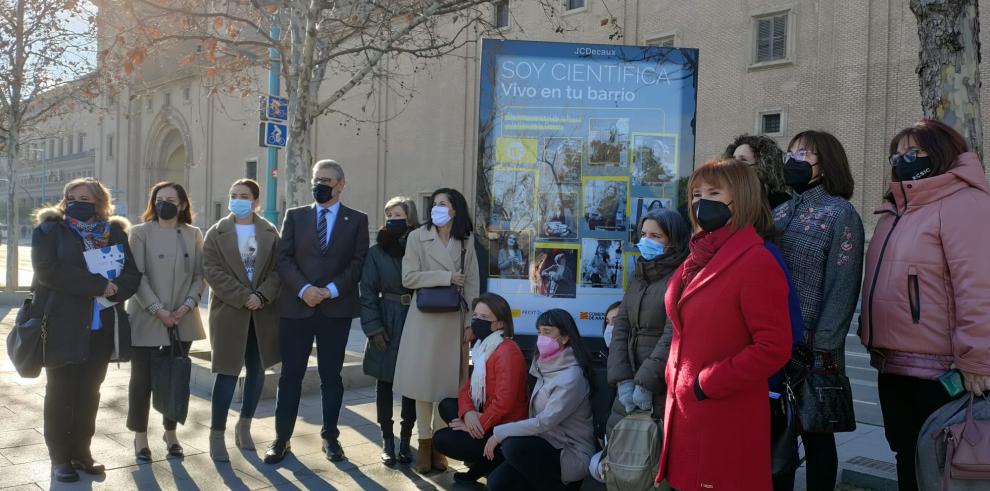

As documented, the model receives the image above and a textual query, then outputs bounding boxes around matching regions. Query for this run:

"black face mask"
[65,201,96,222]
[155,201,179,220]
[385,218,408,236]
[894,155,935,181]
[312,183,334,204]
[470,318,494,342]
[783,158,818,194]
[692,198,732,233]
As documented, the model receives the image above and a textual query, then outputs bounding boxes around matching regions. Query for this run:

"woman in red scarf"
[656,159,792,490]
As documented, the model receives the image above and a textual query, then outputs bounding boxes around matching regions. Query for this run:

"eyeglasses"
[312,177,336,185]
[889,149,922,167]
[784,149,816,163]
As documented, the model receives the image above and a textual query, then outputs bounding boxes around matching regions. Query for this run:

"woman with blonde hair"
[32,178,141,482]
[360,196,420,466]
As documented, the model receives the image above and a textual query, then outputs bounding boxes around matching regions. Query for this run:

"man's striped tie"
[318,208,330,253]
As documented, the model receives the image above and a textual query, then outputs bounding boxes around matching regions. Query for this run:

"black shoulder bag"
[416,241,467,313]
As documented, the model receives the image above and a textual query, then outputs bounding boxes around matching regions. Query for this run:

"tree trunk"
[5,124,18,292]
[911,0,984,161]
[282,0,320,208]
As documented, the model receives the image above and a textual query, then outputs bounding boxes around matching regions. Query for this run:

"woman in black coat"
[360,196,419,466]
[31,178,141,482]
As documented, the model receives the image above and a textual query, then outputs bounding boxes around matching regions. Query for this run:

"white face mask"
[431,205,451,226]
[603,324,614,348]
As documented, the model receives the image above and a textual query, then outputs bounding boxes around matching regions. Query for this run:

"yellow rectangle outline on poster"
[629,132,679,187]
[533,241,581,293]
[495,137,539,165]
[580,175,632,231]
[491,167,540,232]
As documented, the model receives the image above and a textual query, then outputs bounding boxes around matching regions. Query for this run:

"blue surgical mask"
[637,238,665,260]
[603,324,614,349]
[228,198,254,219]
[431,206,451,226]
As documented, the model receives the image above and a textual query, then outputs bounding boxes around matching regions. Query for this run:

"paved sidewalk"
[0,307,471,490]
[0,302,897,490]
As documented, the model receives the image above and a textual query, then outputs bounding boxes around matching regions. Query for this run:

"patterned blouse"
[773,185,865,368]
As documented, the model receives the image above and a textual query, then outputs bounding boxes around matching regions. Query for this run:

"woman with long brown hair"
[126,181,206,461]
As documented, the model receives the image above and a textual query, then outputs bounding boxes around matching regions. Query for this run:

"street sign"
[262,95,288,121]
[259,121,288,148]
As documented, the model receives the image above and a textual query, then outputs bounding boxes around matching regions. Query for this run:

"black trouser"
[433,398,499,475]
[771,396,798,491]
[127,340,193,432]
[487,436,575,491]
[274,312,351,442]
[376,380,416,440]
[44,324,114,464]
[801,432,838,491]
[878,373,954,491]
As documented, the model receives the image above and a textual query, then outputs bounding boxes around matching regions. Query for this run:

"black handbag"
[5,294,49,378]
[416,241,467,313]
[771,386,801,476]
[151,328,191,424]
[788,328,856,434]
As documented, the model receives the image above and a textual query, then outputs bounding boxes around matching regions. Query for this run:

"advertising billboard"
[476,39,699,336]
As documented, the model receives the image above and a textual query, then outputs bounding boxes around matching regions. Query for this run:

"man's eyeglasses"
[312,177,336,185]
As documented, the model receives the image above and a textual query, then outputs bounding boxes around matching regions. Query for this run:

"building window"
[214,202,223,222]
[760,112,783,136]
[566,0,585,10]
[66,136,73,155]
[48,140,54,159]
[164,92,171,107]
[183,86,191,102]
[495,1,509,28]
[146,97,152,112]
[755,13,788,63]
[107,134,114,159]
[78,133,85,152]
[246,160,258,180]
[646,35,676,47]
[58,137,64,157]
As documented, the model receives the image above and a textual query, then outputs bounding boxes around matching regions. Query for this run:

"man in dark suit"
[265,159,369,464]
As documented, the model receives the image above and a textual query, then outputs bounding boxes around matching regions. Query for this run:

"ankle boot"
[397,436,413,464]
[416,438,432,474]
[134,432,151,462]
[431,444,448,472]
[380,437,397,466]
[234,418,255,450]
[209,430,229,462]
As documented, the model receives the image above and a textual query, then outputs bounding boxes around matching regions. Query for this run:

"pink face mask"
[537,334,565,361]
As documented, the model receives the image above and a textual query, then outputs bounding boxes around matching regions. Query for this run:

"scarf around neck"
[470,330,505,411]
[67,217,110,250]
[681,226,735,287]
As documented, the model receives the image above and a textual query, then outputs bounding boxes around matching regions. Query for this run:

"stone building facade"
[31,0,990,235]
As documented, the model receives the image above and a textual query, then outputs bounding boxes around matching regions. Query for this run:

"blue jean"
[211,321,265,430]
[274,312,351,441]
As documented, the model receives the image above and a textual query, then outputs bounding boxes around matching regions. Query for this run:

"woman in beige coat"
[126,182,206,461]
[394,188,480,473]
[202,179,281,462]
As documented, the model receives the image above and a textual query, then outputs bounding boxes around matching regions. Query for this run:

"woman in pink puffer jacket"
[860,119,990,491]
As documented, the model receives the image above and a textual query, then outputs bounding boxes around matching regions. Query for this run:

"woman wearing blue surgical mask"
[394,187,480,474]
[606,210,689,434]
[201,179,282,461]
[359,196,420,467]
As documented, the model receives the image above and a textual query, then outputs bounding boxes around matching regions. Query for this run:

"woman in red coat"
[433,292,528,483]
[657,159,792,490]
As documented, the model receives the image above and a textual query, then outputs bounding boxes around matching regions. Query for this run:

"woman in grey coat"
[607,210,690,433]
[360,196,419,466]
[484,309,596,490]
[126,182,206,461]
